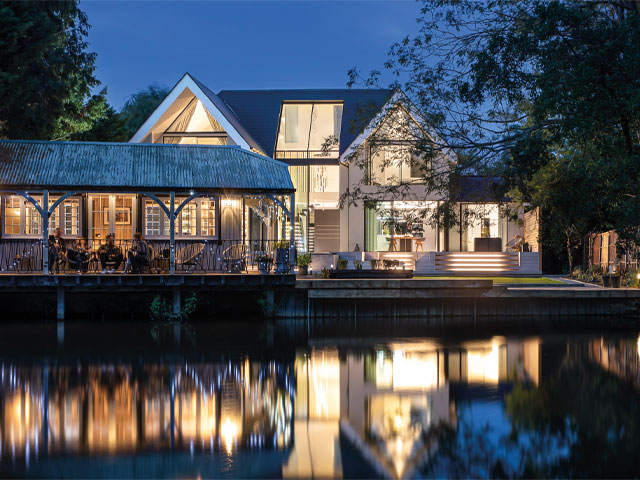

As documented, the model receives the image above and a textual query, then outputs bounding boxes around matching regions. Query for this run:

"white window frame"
[1,195,82,239]
[143,196,219,240]
[368,143,431,186]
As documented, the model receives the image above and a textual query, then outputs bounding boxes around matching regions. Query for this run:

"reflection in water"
[3,331,640,478]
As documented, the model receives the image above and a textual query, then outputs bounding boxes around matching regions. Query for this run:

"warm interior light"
[221,417,238,454]
[223,198,235,208]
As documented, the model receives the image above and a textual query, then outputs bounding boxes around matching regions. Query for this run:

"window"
[162,98,228,145]
[89,194,134,242]
[49,198,79,236]
[4,196,21,235]
[144,197,217,238]
[275,102,343,159]
[3,195,80,237]
[368,145,429,185]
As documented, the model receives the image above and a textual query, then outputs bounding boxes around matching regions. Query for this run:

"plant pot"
[610,275,620,288]
[275,248,290,273]
[257,261,271,274]
[602,275,611,287]
[298,265,309,275]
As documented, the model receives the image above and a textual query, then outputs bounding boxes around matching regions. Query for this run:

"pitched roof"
[0,140,294,193]
[217,89,393,157]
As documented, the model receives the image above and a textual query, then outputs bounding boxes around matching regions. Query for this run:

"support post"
[169,191,175,275]
[42,190,49,274]
[289,193,295,273]
[56,285,65,321]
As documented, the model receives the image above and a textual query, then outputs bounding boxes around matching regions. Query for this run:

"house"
[130,73,540,274]
[0,72,540,275]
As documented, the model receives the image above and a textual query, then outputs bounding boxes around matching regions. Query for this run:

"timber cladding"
[524,207,540,252]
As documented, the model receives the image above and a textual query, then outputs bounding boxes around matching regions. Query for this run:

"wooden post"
[42,190,49,274]
[56,285,65,321]
[169,191,175,274]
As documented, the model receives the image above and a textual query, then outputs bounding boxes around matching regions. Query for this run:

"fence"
[586,231,638,273]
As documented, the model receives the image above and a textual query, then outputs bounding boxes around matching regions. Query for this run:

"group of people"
[47,228,150,273]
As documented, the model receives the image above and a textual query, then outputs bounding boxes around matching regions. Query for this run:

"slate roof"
[216,88,393,157]
[0,140,294,193]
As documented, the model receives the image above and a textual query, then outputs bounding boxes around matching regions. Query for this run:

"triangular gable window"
[163,98,228,145]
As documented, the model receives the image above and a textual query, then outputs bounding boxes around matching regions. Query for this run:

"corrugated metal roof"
[0,140,294,193]
[216,89,393,158]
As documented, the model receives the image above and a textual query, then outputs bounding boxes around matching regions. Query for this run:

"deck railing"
[0,238,294,274]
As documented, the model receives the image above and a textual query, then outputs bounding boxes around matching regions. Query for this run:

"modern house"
[129,73,540,274]
[0,72,541,275]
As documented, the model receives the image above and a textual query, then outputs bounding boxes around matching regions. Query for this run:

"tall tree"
[0,1,106,140]
[347,0,640,265]
[120,85,170,140]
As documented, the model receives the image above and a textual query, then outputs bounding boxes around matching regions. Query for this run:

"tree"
[120,85,170,140]
[0,1,107,140]
[346,0,640,265]
[71,106,129,143]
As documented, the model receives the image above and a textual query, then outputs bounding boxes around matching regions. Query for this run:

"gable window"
[368,144,430,186]
[162,98,228,145]
[275,102,343,159]
[2,195,80,237]
[143,197,217,238]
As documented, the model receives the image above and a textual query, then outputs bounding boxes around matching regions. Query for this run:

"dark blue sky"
[81,1,421,109]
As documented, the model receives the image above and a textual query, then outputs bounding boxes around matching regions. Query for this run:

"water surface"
[1,322,639,478]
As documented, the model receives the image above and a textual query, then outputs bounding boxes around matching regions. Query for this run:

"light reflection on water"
[1,329,640,478]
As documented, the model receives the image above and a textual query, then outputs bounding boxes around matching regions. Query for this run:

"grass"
[414,276,565,284]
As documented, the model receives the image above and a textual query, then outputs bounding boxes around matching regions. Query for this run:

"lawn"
[414,276,565,284]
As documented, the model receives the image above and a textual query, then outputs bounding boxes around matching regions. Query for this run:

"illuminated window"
[275,102,343,159]
[4,196,21,235]
[49,198,80,236]
[162,98,228,145]
[369,144,429,185]
[145,197,217,238]
[88,195,134,242]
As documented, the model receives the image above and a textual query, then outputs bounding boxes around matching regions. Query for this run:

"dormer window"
[275,102,343,160]
[162,98,228,145]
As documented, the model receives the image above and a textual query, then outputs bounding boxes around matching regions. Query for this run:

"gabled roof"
[217,89,393,157]
[0,140,294,193]
[129,73,263,152]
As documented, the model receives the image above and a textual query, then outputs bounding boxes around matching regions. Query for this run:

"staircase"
[378,251,416,270]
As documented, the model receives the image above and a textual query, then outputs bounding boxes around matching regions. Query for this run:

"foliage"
[321,267,330,278]
[296,252,312,267]
[0,1,107,140]
[370,259,379,270]
[274,240,290,250]
[71,106,129,142]
[353,260,363,270]
[573,265,604,285]
[337,259,348,270]
[120,84,170,139]
[347,0,640,265]
[149,292,197,344]
[255,254,273,263]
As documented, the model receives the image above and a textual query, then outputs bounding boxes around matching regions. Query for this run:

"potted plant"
[370,259,378,270]
[255,255,273,274]
[337,259,348,270]
[297,253,312,275]
[273,240,290,274]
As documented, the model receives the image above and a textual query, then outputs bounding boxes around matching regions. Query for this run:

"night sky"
[80,1,421,109]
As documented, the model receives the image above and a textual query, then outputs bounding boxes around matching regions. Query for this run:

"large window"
[144,197,217,238]
[162,98,228,145]
[461,204,507,252]
[89,195,134,242]
[365,201,437,252]
[3,195,80,237]
[368,144,429,185]
[275,102,343,159]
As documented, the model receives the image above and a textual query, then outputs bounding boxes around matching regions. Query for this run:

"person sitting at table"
[124,232,149,273]
[98,233,123,273]
[67,239,90,272]
[48,227,66,273]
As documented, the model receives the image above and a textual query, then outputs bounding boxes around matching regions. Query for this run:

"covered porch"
[0,140,296,275]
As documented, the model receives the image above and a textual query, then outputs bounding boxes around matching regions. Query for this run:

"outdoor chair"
[222,244,247,273]
[175,243,205,272]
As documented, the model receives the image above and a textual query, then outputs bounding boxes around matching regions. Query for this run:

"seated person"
[98,233,123,273]
[48,227,66,272]
[67,239,90,272]
[124,232,149,274]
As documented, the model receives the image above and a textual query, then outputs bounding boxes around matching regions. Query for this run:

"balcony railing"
[0,238,294,275]
[274,150,339,160]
